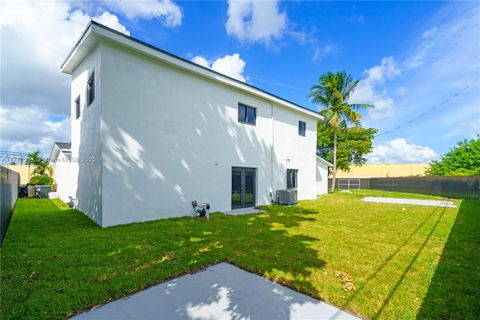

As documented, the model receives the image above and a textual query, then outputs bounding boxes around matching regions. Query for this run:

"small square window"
[75,96,81,119]
[87,72,95,106]
[287,169,298,189]
[298,121,306,136]
[238,103,256,125]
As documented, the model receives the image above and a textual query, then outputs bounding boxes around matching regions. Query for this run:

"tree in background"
[309,71,373,192]
[26,151,51,175]
[427,138,480,176]
[317,123,377,171]
[26,151,53,185]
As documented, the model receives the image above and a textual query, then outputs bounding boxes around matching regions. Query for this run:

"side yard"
[1,191,478,319]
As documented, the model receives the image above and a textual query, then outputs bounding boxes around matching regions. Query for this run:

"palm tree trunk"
[330,127,337,193]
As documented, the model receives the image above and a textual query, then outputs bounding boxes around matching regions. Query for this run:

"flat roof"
[61,21,322,120]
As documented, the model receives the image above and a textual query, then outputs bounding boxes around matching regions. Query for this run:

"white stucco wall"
[53,152,78,203]
[69,45,103,225]
[272,105,317,200]
[316,158,330,195]
[97,41,318,227]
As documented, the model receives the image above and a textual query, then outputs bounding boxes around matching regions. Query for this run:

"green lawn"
[1,192,479,319]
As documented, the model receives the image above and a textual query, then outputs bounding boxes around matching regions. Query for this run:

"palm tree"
[26,151,52,176]
[309,71,373,192]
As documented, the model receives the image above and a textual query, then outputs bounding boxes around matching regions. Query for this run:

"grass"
[1,191,479,319]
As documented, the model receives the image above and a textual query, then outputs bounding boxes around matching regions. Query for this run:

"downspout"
[270,103,274,202]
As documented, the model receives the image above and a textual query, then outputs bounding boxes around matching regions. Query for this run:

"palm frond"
[349,103,374,110]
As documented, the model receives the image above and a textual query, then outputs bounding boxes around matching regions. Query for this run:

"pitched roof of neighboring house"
[316,156,333,167]
[61,21,323,121]
[49,142,71,163]
[54,142,71,151]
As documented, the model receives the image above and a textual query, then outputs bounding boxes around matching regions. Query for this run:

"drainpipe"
[270,103,274,202]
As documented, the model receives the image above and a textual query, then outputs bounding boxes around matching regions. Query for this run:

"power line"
[250,74,479,138]
[375,78,479,137]
[0,150,29,165]
[249,76,310,93]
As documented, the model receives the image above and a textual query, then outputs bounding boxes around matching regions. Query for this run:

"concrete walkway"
[362,197,456,208]
[224,207,265,215]
[72,263,360,320]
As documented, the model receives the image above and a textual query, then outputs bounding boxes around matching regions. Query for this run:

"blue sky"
[1,0,479,162]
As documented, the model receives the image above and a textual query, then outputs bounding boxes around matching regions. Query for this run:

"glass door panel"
[244,168,255,207]
[232,167,242,208]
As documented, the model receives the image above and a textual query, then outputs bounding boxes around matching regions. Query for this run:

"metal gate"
[337,178,361,190]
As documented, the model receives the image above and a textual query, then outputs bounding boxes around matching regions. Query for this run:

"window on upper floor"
[87,72,95,106]
[287,169,298,189]
[238,103,256,125]
[298,121,306,136]
[75,96,81,119]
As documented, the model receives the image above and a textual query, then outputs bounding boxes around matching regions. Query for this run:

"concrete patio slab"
[71,263,360,320]
[224,208,265,215]
[362,197,456,208]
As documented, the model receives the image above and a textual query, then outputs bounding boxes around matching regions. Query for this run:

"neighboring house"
[334,163,430,178]
[316,156,332,195]
[58,21,324,227]
[49,142,75,201]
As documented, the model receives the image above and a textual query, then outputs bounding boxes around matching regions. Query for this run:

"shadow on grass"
[371,205,449,319]
[334,203,448,319]
[416,199,480,319]
[1,199,326,320]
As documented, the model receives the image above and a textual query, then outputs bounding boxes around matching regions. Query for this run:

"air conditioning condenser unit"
[276,189,298,205]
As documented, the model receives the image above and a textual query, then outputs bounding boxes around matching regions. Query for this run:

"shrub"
[28,174,53,186]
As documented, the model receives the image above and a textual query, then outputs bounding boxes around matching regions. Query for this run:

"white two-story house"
[57,21,324,227]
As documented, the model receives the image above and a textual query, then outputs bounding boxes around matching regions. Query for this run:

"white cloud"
[93,11,130,35]
[4,137,57,156]
[225,0,287,46]
[191,54,246,82]
[211,54,246,82]
[0,1,130,114]
[103,0,182,27]
[312,44,338,62]
[0,106,70,155]
[369,4,479,154]
[0,0,130,156]
[363,57,401,84]
[367,138,439,164]
[421,27,439,39]
[225,0,336,60]
[289,26,338,62]
[351,57,401,121]
[404,26,443,70]
[191,56,210,68]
